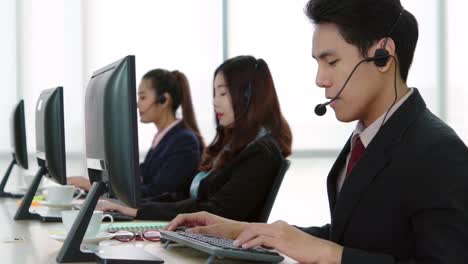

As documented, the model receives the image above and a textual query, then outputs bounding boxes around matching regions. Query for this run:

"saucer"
[49,232,115,244]
[19,185,45,192]
[39,201,74,209]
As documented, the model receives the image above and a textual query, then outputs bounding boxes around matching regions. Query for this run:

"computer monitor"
[15,87,68,221]
[35,87,67,184]
[56,55,153,263]
[0,100,29,198]
[84,55,140,206]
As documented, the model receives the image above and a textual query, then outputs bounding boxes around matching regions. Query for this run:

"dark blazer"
[136,134,283,222]
[139,122,201,199]
[300,89,468,263]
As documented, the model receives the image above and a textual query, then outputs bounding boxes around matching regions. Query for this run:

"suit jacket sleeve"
[296,224,330,240]
[140,133,200,198]
[136,142,280,221]
[342,136,468,264]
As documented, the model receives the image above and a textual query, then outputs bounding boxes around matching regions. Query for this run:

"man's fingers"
[234,223,271,246]
[241,235,277,249]
[165,212,213,231]
[165,214,190,231]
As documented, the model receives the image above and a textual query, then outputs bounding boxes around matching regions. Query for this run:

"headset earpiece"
[244,83,252,105]
[243,61,258,107]
[157,94,166,104]
[373,48,390,67]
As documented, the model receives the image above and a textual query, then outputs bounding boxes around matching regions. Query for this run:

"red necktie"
[346,135,365,176]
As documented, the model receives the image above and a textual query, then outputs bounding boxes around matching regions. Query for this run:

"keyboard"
[159,230,284,263]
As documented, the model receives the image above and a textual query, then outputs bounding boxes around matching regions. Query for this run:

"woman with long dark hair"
[97,56,292,221]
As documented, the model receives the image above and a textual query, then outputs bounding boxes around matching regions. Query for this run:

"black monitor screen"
[10,100,28,169]
[35,87,66,185]
[85,55,140,207]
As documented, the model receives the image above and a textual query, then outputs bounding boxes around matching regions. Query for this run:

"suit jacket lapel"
[330,139,394,242]
[327,137,351,214]
[328,88,427,242]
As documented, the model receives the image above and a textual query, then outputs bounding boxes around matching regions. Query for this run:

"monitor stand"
[0,156,24,198]
[31,207,63,222]
[56,181,164,263]
[14,166,48,220]
[13,166,65,222]
[56,181,106,263]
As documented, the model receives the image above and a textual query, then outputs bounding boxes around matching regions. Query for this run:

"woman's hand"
[96,199,138,217]
[67,176,91,192]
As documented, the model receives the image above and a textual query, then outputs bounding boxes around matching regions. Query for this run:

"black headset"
[367,7,405,68]
[314,9,405,116]
[371,44,391,67]
[243,60,259,109]
[156,94,167,104]
[216,59,260,132]
[155,74,172,105]
[155,71,183,107]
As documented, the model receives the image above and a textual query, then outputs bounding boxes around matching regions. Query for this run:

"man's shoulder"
[406,108,463,148]
[399,109,468,197]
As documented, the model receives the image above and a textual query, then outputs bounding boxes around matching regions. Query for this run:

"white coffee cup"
[61,210,114,238]
[45,185,84,205]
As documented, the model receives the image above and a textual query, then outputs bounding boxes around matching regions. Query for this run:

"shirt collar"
[151,119,182,149]
[352,88,414,149]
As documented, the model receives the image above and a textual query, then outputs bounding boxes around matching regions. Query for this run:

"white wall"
[402,0,439,114]
[83,0,223,154]
[447,1,468,143]
[17,0,85,176]
[0,0,19,190]
[0,0,18,154]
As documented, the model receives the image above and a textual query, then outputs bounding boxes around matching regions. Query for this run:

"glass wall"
[447,1,468,143]
[83,0,223,153]
[17,0,85,176]
[0,0,18,153]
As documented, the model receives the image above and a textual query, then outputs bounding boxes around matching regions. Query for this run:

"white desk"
[0,199,296,264]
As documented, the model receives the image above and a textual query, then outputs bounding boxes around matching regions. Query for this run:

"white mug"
[45,185,84,205]
[61,210,114,238]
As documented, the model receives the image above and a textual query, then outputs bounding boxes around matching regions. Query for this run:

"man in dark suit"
[165,0,468,263]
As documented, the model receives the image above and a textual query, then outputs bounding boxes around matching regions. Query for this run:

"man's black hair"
[306,0,418,81]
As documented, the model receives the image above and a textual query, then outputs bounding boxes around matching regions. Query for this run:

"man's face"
[312,23,384,124]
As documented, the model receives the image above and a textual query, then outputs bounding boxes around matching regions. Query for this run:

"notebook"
[107,221,169,233]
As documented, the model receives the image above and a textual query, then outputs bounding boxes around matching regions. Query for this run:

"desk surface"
[0,199,296,264]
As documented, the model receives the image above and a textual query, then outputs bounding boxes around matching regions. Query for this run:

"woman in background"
[97,55,292,222]
[69,69,204,199]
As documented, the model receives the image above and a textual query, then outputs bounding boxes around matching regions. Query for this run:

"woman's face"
[213,73,235,127]
[137,78,161,124]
